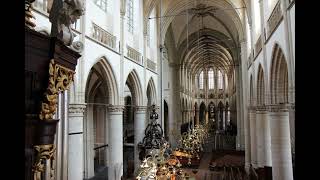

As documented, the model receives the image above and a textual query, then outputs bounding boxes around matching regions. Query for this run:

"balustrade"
[254,35,262,56]
[92,22,116,49]
[147,58,156,71]
[127,45,142,64]
[267,1,282,38]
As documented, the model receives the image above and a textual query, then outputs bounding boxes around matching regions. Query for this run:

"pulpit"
[25,27,81,180]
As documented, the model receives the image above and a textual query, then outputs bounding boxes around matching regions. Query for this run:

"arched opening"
[84,58,118,179]
[250,75,254,105]
[123,69,144,178]
[164,100,169,141]
[269,44,294,180]
[257,64,265,106]
[225,101,230,126]
[208,101,215,124]
[199,102,206,125]
[270,45,289,104]
[123,92,134,178]
[194,102,198,125]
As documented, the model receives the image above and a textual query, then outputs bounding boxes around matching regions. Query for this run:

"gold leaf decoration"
[39,59,75,120]
[32,144,55,180]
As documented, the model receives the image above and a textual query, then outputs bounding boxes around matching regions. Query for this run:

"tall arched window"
[218,70,223,89]
[208,68,214,89]
[199,71,204,89]
[252,0,261,37]
[127,0,134,33]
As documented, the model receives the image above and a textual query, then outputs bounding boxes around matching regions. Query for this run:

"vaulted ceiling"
[144,0,250,77]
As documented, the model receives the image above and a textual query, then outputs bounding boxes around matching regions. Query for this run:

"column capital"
[120,0,127,16]
[135,106,148,112]
[107,105,125,112]
[267,104,289,112]
[69,103,86,114]
[256,105,268,112]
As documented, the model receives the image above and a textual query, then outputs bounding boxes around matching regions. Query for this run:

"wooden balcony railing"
[92,22,116,49]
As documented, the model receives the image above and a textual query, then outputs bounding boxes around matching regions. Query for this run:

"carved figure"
[49,0,84,45]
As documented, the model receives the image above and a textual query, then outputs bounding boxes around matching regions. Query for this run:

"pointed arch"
[146,77,157,105]
[126,69,143,106]
[84,56,119,178]
[270,44,289,104]
[199,102,206,124]
[249,74,254,105]
[257,64,265,105]
[85,56,119,105]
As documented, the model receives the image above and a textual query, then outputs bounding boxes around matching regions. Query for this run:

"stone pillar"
[269,104,293,180]
[222,107,226,130]
[68,104,86,180]
[119,0,126,106]
[134,106,147,170]
[245,108,251,171]
[205,110,209,124]
[108,105,124,180]
[249,107,257,168]
[262,107,272,167]
[84,104,95,178]
[255,106,265,168]
[225,108,229,127]
[55,92,69,180]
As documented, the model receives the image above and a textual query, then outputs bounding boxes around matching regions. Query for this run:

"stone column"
[225,108,229,128]
[249,107,257,168]
[84,104,95,178]
[55,92,69,180]
[120,0,126,106]
[108,105,124,180]
[261,106,272,167]
[269,104,293,180]
[255,106,265,168]
[205,109,209,124]
[68,104,86,180]
[245,108,251,171]
[134,106,147,170]
[222,107,226,130]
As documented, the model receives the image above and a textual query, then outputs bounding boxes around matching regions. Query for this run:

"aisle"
[182,152,221,180]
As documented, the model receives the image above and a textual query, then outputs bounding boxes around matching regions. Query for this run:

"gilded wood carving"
[39,59,75,120]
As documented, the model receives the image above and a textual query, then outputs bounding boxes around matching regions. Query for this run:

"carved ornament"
[268,104,289,113]
[135,106,148,112]
[68,104,86,114]
[32,144,56,180]
[39,59,75,120]
[108,105,125,112]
